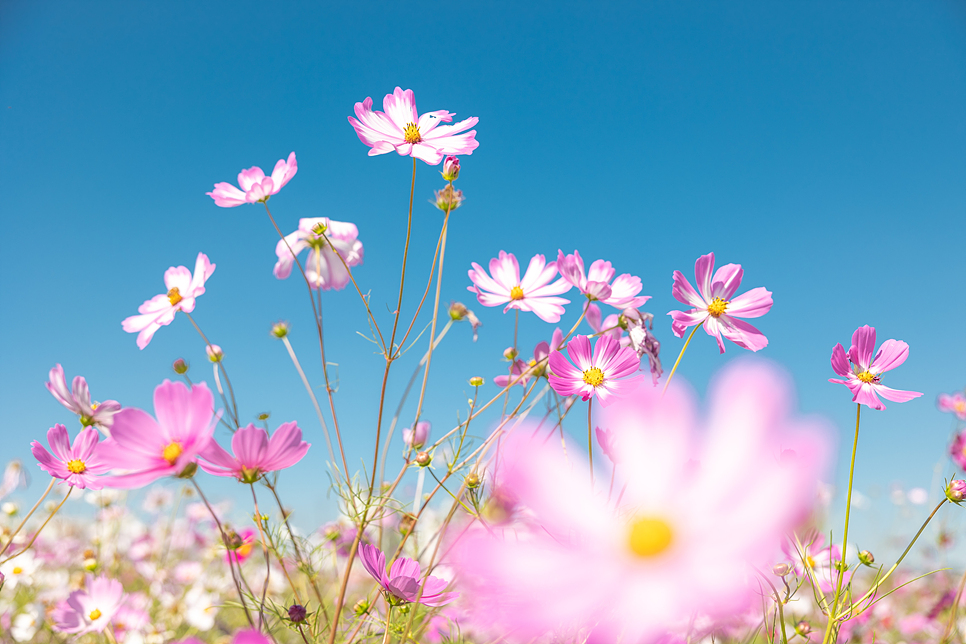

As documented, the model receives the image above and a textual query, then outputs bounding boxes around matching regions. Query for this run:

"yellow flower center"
[707,297,728,317]
[12,566,22,575]
[90,402,99,411]
[403,122,421,144]
[510,285,525,300]
[856,371,876,383]
[162,441,183,465]
[805,555,816,569]
[66,459,87,474]
[236,542,253,558]
[627,517,674,557]
[167,287,183,306]
[89,609,102,621]
[582,367,605,387]
[955,401,966,413]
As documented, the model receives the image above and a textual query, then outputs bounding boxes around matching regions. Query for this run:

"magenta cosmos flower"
[274,217,364,290]
[51,574,126,635]
[548,334,643,407]
[348,87,478,165]
[939,392,966,421]
[556,250,651,309]
[669,252,772,353]
[207,152,298,207]
[122,253,216,349]
[198,422,309,483]
[359,543,458,607]
[98,380,217,488]
[829,325,922,410]
[46,364,120,430]
[451,361,830,643]
[468,251,571,323]
[31,425,111,489]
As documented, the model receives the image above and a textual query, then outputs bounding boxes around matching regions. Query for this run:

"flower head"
[556,250,651,309]
[829,325,922,410]
[587,305,663,385]
[98,380,217,488]
[433,185,464,212]
[668,252,772,353]
[122,253,215,349]
[782,534,851,594]
[206,344,223,362]
[274,217,363,291]
[31,425,111,489]
[442,156,461,181]
[199,422,309,483]
[225,528,257,564]
[51,574,126,635]
[950,431,966,470]
[46,364,121,429]
[403,422,430,449]
[348,88,478,165]
[468,251,571,323]
[207,152,298,207]
[358,543,458,606]
[548,334,643,407]
[938,392,966,420]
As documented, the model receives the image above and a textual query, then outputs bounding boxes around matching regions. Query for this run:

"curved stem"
[411,208,450,428]
[0,478,54,559]
[587,399,594,487]
[0,484,70,565]
[249,485,273,630]
[281,336,338,469]
[662,323,700,395]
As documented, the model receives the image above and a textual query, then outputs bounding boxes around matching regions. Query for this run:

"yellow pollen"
[707,297,728,318]
[66,459,87,474]
[627,517,674,557]
[856,371,876,383]
[90,402,98,411]
[955,401,966,413]
[12,566,22,575]
[805,555,816,569]
[162,442,183,465]
[582,367,605,387]
[510,285,525,300]
[167,287,183,306]
[236,542,253,558]
[89,609,102,621]
[403,122,421,144]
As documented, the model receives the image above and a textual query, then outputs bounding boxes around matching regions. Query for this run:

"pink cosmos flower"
[98,380,217,488]
[403,422,430,449]
[206,152,298,207]
[938,392,966,421]
[588,306,663,385]
[949,431,966,470]
[348,88,479,165]
[495,329,563,388]
[122,253,216,349]
[358,543,458,606]
[451,361,831,643]
[556,250,651,309]
[198,422,310,483]
[668,252,773,353]
[468,251,571,323]
[274,217,364,291]
[548,334,643,407]
[51,574,126,635]
[829,325,922,410]
[595,426,621,464]
[31,425,111,490]
[46,364,121,429]
[782,534,851,594]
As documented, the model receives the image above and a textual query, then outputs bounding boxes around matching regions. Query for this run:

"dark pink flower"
[348,88,478,165]
[207,153,298,207]
[548,335,643,407]
[829,325,922,410]
[51,574,126,635]
[668,252,772,353]
[358,543,458,606]
[556,250,651,309]
[441,156,460,181]
[938,392,966,420]
[46,365,120,430]
[225,528,257,564]
[468,251,571,323]
[199,422,309,483]
[31,425,111,490]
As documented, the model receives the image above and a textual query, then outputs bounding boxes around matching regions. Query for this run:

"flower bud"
[398,513,416,535]
[794,621,811,636]
[415,451,432,467]
[206,344,223,363]
[449,301,469,321]
[1,502,17,516]
[311,222,328,236]
[83,556,98,571]
[469,376,484,387]
[465,472,481,489]
[772,563,790,577]
[403,422,430,449]
[441,156,460,181]
[353,599,370,616]
[433,185,464,212]
[257,412,271,421]
[503,347,518,361]
[858,549,875,566]
[172,358,189,375]
[176,462,198,479]
[271,321,290,339]
[288,604,307,623]
[947,479,966,503]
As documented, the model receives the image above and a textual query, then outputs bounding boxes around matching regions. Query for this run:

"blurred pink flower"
[274,217,364,291]
[548,334,643,407]
[938,392,966,420]
[46,364,120,429]
[348,87,478,165]
[176,632,270,644]
[31,425,111,489]
[98,381,217,488]
[556,250,651,309]
[468,251,571,323]
[358,543,458,606]
[783,534,850,594]
[199,422,309,483]
[668,252,772,353]
[403,422,430,449]
[950,431,966,470]
[595,426,621,464]
[451,361,831,642]
[207,152,298,207]
[226,528,257,564]
[829,325,922,410]
[122,253,216,349]
[51,574,126,635]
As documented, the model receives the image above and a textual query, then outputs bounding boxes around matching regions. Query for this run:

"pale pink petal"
[268,152,298,191]
[411,143,444,165]
[851,382,885,410]
[586,303,603,333]
[46,424,73,462]
[875,385,922,403]
[46,364,78,412]
[526,275,573,298]
[198,441,238,477]
[237,166,266,192]
[383,87,419,130]
[566,335,594,371]
[669,309,709,338]
[468,262,511,297]
[519,254,553,291]
[164,266,192,293]
[207,182,247,207]
[870,339,909,374]
[830,344,851,378]
[490,252,522,291]
[671,271,707,309]
[849,325,877,371]
[274,235,309,280]
[718,316,768,352]
[359,543,389,586]
[694,252,715,301]
[702,316,727,353]
[416,109,454,135]
[724,287,773,319]
[231,425,269,468]
[710,263,743,300]
[595,375,643,407]
[72,428,100,461]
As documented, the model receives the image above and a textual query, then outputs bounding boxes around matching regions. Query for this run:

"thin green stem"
[411,208,450,428]
[662,323,700,395]
[382,602,394,644]
[0,478,54,559]
[587,399,594,487]
[0,485,71,565]
[280,336,338,469]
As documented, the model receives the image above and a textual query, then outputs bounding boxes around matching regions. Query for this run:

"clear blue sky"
[1,1,964,544]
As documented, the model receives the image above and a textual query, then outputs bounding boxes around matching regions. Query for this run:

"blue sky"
[1,1,965,548]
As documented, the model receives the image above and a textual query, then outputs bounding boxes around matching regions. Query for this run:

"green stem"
[0,478,54,559]
[662,323,701,395]
[0,485,71,565]
[587,399,594,487]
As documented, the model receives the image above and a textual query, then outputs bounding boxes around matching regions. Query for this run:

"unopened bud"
[441,156,460,182]
[772,563,790,577]
[353,599,370,616]
[795,620,811,636]
[311,222,328,236]
[1,502,18,516]
[226,530,244,550]
[465,472,481,489]
[176,462,197,479]
[398,513,416,535]
[271,321,290,339]
[415,451,432,467]
[449,301,469,321]
[469,376,484,387]
[503,347,518,361]
[858,550,875,566]
[83,557,98,571]
[206,344,223,363]
[288,604,307,623]
[433,185,464,212]
[257,412,271,421]
[947,479,966,503]
[172,358,189,375]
